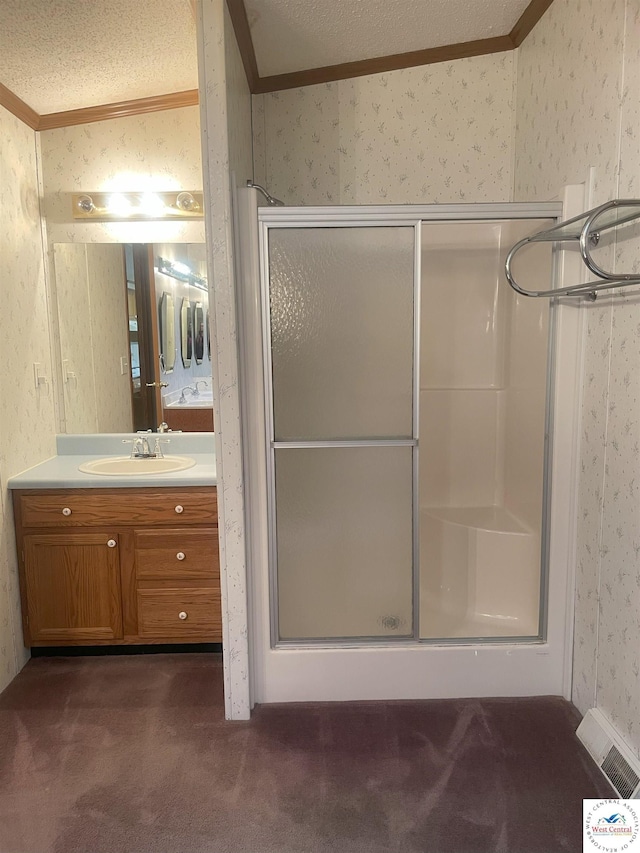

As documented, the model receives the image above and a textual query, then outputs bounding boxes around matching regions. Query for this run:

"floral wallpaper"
[516,0,640,759]
[252,52,515,206]
[0,107,57,693]
[198,0,253,719]
[40,107,205,246]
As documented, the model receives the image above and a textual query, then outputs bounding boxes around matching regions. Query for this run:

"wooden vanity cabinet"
[13,487,221,647]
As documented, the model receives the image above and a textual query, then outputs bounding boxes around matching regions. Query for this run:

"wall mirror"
[207,309,211,361]
[53,242,213,434]
[159,292,176,373]
[181,298,193,368]
[194,303,204,364]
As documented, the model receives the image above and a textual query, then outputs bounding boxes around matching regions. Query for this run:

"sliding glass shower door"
[264,224,418,642]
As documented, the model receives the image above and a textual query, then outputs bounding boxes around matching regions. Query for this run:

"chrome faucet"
[194,380,209,394]
[133,436,152,458]
[179,385,198,404]
[123,434,169,458]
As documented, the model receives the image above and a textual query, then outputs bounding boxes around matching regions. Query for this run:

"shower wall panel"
[501,221,552,534]
[419,218,552,640]
[419,389,505,507]
[421,222,507,390]
[420,222,509,510]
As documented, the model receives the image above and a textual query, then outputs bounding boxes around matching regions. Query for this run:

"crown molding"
[226,0,259,91]
[1,86,198,131]
[229,0,555,95]
[0,81,40,129]
[37,90,199,131]
[510,0,555,46]
[254,35,514,94]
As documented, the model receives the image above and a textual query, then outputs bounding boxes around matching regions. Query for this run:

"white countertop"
[7,433,217,490]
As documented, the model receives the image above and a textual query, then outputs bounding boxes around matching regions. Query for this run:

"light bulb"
[76,194,95,213]
[139,192,166,217]
[106,193,132,217]
[176,191,198,212]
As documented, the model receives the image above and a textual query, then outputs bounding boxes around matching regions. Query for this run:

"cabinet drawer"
[137,588,221,638]
[17,488,217,528]
[135,529,219,580]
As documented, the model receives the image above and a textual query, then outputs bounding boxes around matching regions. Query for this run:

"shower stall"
[238,196,570,704]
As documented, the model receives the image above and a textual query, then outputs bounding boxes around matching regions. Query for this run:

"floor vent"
[577,709,640,798]
[601,746,639,799]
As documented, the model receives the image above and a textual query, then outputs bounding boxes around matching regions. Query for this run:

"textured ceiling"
[245,0,531,78]
[0,0,198,114]
[0,0,532,115]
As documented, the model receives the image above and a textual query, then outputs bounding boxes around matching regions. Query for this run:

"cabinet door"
[24,533,123,643]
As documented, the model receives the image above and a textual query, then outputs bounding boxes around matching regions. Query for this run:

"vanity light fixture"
[71,190,204,220]
[156,257,208,291]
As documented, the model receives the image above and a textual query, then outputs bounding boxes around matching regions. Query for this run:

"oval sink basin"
[78,455,196,476]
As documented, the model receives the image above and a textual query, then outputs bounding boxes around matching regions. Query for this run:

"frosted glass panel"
[276,447,413,639]
[269,227,414,440]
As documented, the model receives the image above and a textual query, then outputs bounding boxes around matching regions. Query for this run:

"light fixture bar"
[72,191,204,220]
[156,257,208,291]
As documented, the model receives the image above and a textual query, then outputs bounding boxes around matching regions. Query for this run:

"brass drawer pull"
[178,611,188,621]
[62,507,72,516]
[175,505,184,514]
[176,552,186,561]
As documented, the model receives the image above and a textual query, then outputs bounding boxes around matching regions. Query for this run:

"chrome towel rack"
[505,199,640,300]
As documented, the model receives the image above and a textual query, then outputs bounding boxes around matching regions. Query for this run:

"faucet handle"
[153,437,170,458]
[122,438,136,459]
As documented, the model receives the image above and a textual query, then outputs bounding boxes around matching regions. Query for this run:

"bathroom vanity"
[8,435,220,648]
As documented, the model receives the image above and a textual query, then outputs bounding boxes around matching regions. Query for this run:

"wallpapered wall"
[40,108,205,245]
[252,52,516,206]
[198,0,253,718]
[515,0,640,759]
[0,106,57,693]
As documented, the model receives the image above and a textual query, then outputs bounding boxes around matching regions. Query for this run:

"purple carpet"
[0,654,612,853]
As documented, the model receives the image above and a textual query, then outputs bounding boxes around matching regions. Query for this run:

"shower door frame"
[261,218,423,646]
[244,199,572,705]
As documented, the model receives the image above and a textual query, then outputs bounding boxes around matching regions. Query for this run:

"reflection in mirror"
[159,292,176,373]
[181,298,193,368]
[53,242,213,434]
[54,243,132,433]
[194,303,204,364]
[207,309,211,361]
